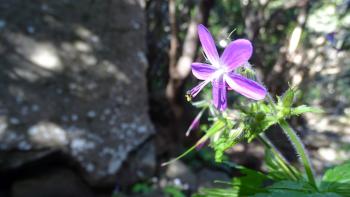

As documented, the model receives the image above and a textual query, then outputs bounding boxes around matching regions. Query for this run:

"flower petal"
[198,24,220,65]
[192,62,217,80]
[220,39,253,71]
[212,76,227,111]
[224,74,266,100]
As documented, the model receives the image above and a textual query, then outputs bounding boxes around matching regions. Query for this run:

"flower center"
[216,67,227,76]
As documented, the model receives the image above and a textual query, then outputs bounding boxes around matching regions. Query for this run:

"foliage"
[264,148,302,181]
[131,182,153,194]
[195,161,350,197]
[164,186,186,197]
[320,162,350,196]
[208,86,323,162]
[172,84,350,196]
[155,1,350,195]
[187,87,349,196]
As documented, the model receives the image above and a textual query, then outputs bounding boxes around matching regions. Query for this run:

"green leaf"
[247,115,277,142]
[281,87,296,108]
[194,164,269,197]
[131,182,152,194]
[195,188,238,197]
[259,102,272,113]
[253,191,341,197]
[211,126,243,162]
[162,119,225,166]
[164,186,185,197]
[291,105,324,116]
[320,161,350,196]
[231,166,269,195]
[267,180,315,192]
[254,180,339,197]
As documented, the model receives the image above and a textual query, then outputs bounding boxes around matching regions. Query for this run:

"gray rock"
[165,160,197,188]
[116,140,157,187]
[0,0,154,186]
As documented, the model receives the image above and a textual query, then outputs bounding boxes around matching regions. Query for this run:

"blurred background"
[0,0,349,196]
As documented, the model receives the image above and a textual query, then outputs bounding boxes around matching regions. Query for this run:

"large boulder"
[0,0,154,187]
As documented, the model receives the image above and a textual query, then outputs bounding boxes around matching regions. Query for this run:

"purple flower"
[188,24,267,111]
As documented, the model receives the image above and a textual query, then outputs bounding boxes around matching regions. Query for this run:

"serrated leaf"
[320,161,350,196]
[282,87,295,108]
[291,105,324,116]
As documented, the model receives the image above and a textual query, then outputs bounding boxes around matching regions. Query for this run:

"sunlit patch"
[288,26,302,54]
[101,60,130,83]
[322,66,340,75]
[318,148,336,162]
[74,41,92,52]
[75,26,93,39]
[292,73,302,85]
[75,26,100,44]
[219,39,228,48]
[242,0,249,6]
[289,53,302,64]
[177,56,192,78]
[29,44,62,71]
[28,122,68,147]
[307,4,337,33]
[80,54,97,66]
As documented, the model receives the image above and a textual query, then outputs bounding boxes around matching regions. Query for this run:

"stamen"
[186,70,224,100]
[187,80,208,98]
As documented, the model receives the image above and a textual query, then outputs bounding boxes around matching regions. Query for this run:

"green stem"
[257,134,299,181]
[278,119,317,188]
[254,75,317,187]
[263,89,317,188]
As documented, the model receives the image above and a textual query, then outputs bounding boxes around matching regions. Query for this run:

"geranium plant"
[164,25,350,197]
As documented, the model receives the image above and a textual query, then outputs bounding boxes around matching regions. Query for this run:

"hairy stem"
[255,71,316,188]
[278,119,317,188]
[263,89,317,188]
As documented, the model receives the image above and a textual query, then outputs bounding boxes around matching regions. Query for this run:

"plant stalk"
[278,119,317,188]
[255,73,317,188]
[264,89,317,188]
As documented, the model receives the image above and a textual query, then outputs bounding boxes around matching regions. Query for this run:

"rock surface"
[165,160,197,188]
[0,0,154,187]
